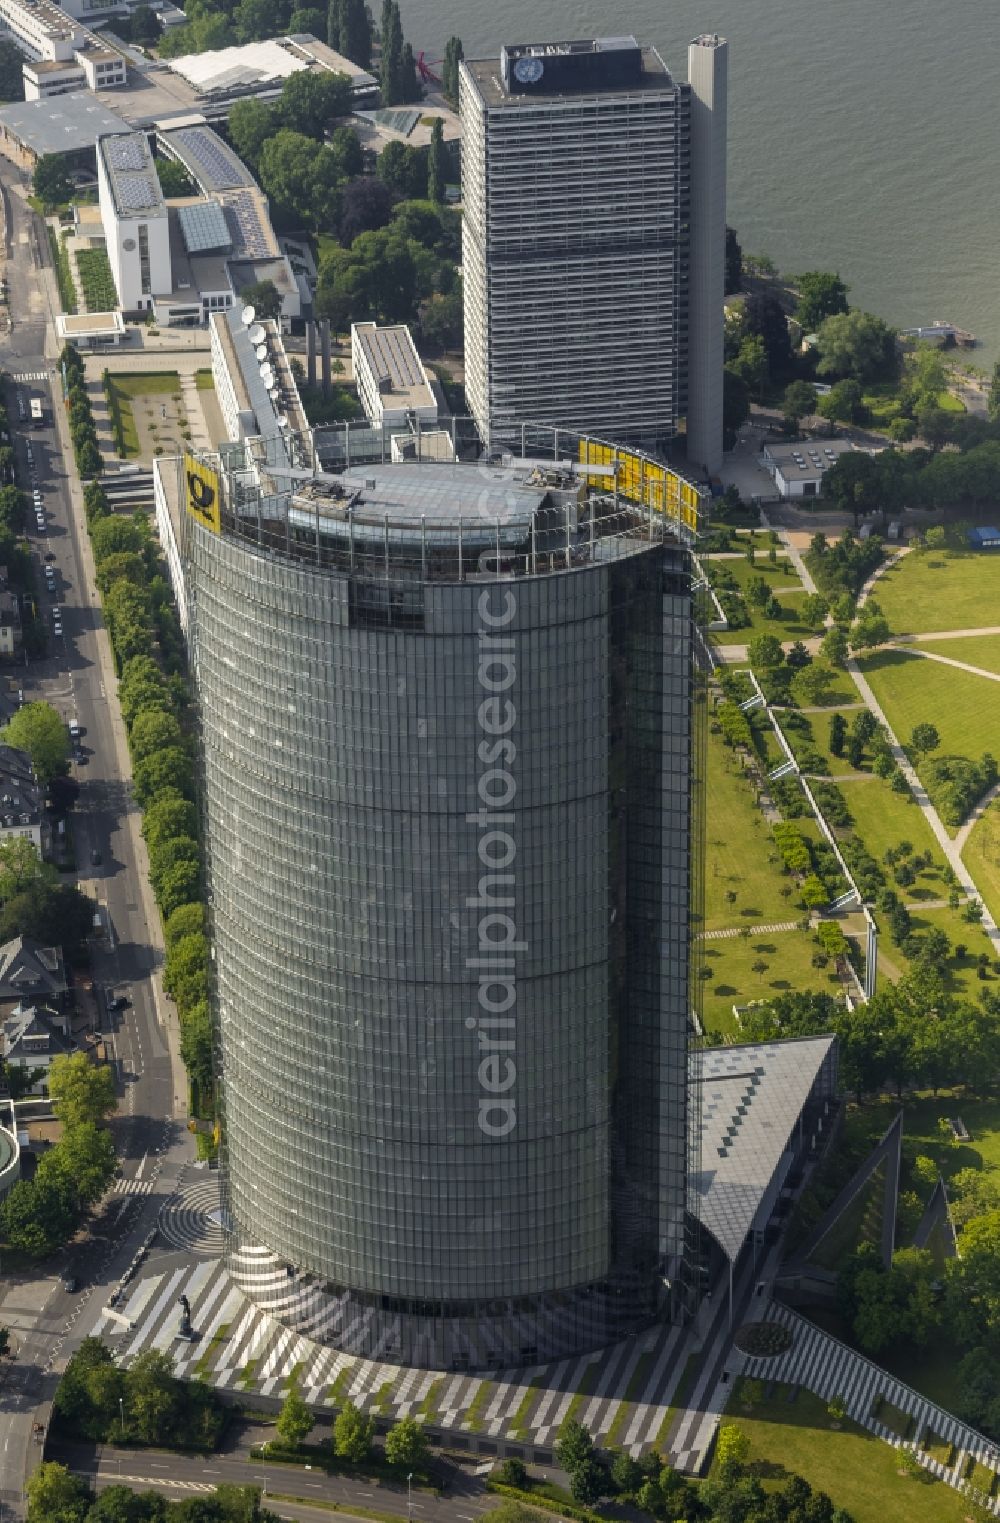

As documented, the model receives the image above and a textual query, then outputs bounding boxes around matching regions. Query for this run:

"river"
[404,0,1000,369]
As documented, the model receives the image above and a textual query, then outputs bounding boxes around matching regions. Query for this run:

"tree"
[0,1170,76,1255]
[988,360,1000,423]
[154,858,201,920]
[379,0,403,104]
[26,1463,91,1523]
[339,0,371,66]
[163,899,205,947]
[143,794,198,857]
[125,1349,182,1445]
[338,176,395,244]
[179,999,213,1092]
[0,38,25,103]
[783,380,818,432]
[820,624,850,668]
[0,881,93,957]
[910,722,940,756]
[258,129,343,229]
[289,6,324,33]
[818,377,865,426]
[816,310,897,384]
[568,1457,607,1505]
[785,640,812,670]
[226,100,277,173]
[724,225,742,294]
[128,709,184,766]
[722,367,750,445]
[419,289,463,352]
[828,712,847,757]
[442,35,463,106]
[34,155,71,209]
[747,633,785,670]
[240,279,283,322]
[377,140,428,199]
[333,1401,374,1462]
[744,290,792,379]
[427,117,447,204]
[822,450,881,524]
[851,607,891,650]
[75,438,102,478]
[0,700,70,783]
[155,158,194,197]
[133,747,194,806]
[49,1052,116,1127]
[37,1121,115,1208]
[795,271,850,332]
[714,1424,750,1479]
[54,1339,126,1441]
[277,1382,314,1449]
[730,335,768,396]
[164,933,208,1009]
[802,592,829,631]
[384,1414,428,1469]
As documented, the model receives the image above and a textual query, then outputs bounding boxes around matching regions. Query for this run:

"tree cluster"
[0,699,70,784]
[53,1340,225,1449]
[28,1466,274,1523]
[805,530,884,600]
[62,345,212,1111]
[0,1054,116,1256]
[327,0,370,67]
[441,36,463,106]
[315,197,460,332]
[62,345,102,479]
[378,0,420,106]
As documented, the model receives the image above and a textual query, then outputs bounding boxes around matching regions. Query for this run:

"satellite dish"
[277,414,289,429]
[247,323,265,345]
[268,385,280,401]
[241,305,255,326]
[255,343,268,362]
[260,364,274,385]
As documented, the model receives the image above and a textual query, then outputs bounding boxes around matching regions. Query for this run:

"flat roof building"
[210,306,308,444]
[0,92,130,165]
[761,437,856,499]
[351,322,437,431]
[460,34,727,469]
[97,129,171,312]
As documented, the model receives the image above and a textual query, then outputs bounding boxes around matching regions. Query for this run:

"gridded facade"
[185,461,699,1367]
[460,45,690,449]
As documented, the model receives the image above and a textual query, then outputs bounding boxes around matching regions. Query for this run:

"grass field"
[711,590,814,645]
[703,726,797,932]
[781,710,872,777]
[105,371,181,461]
[703,553,801,591]
[873,549,1000,635]
[964,800,1000,927]
[858,650,1000,784]
[835,776,946,893]
[718,1386,975,1523]
[914,632,1000,673]
[701,929,842,1040]
[195,368,215,390]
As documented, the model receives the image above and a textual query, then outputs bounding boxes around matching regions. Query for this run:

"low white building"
[97,130,171,312]
[760,437,856,499]
[0,0,126,99]
[351,321,437,431]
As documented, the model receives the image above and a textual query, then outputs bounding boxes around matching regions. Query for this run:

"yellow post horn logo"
[184,453,221,534]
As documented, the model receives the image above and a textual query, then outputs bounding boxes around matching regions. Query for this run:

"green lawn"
[835,776,947,895]
[718,1386,975,1523]
[701,929,843,1040]
[858,651,1000,813]
[109,370,179,397]
[703,725,798,932]
[781,710,872,777]
[916,632,1000,673]
[711,590,814,645]
[963,800,1000,927]
[703,553,801,591]
[195,368,215,390]
[873,549,1000,636]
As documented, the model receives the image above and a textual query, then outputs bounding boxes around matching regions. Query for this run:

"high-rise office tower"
[178,436,702,1369]
[686,34,728,476]
[460,35,727,468]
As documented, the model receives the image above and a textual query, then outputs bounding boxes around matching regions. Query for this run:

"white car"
[53,622,62,637]
[68,721,80,740]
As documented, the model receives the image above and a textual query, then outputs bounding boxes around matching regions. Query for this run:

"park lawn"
[858,650,1000,805]
[710,592,815,647]
[701,928,840,1041]
[718,1386,974,1523]
[781,710,872,777]
[789,667,858,708]
[872,548,1000,635]
[703,726,797,932]
[109,370,179,397]
[916,632,1000,673]
[963,799,1000,927]
[703,553,801,591]
[836,776,948,894]
[882,903,999,1000]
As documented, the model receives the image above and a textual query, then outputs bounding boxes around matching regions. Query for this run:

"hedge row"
[48,227,77,315]
[62,343,213,1114]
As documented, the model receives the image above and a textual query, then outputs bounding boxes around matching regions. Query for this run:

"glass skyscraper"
[181,439,702,1368]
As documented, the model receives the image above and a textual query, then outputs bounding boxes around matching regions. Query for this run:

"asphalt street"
[0,160,193,1523]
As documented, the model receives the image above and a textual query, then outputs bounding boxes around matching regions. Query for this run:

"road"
[48,1432,499,1523]
[0,160,193,1523]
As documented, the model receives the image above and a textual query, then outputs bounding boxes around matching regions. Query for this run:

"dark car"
[61,1276,77,1293]
[90,848,102,866]
[44,552,55,561]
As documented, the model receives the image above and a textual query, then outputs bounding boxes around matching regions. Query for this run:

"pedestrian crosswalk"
[114,1178,155,1196]
[11,371,48,383]
[741,1303,1000,1512]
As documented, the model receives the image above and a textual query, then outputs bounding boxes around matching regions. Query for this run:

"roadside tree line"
[62,344,213,1115]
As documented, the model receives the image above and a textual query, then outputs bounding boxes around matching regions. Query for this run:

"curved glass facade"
[184,453,699,1367]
